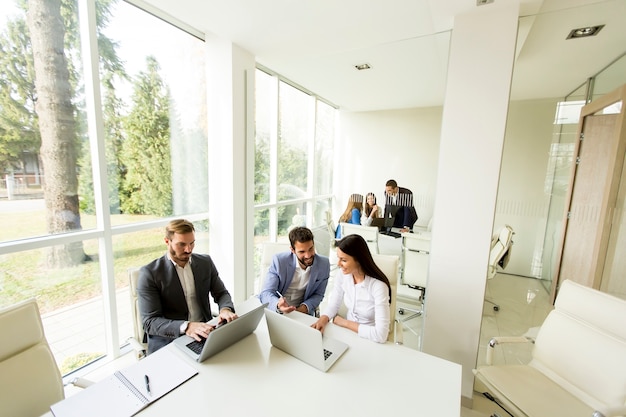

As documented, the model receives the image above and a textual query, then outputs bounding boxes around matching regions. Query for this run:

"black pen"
[144,374,151,395]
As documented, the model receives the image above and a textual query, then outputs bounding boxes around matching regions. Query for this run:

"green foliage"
[0,17,39,173]
[120,56,172,216]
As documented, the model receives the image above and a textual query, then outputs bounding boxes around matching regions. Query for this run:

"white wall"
[334,107,442,227]
[336,98,560,279]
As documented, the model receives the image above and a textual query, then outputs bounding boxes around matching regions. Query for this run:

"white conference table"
[147,312,458,416]
[46,307,461,417]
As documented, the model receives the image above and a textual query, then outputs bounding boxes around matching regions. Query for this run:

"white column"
[205,36,255,303]
[421,2,519,403]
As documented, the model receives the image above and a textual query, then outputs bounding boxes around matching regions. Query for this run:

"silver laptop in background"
[265,309,349,372]
[173,300,267,363]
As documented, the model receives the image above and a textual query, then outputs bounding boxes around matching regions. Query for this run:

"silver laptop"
[173,301,267,362]
[265,309,349,372]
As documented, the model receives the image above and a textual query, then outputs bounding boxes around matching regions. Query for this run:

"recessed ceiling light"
[476,0,494,6]
[355,63,371,71]
[566,25,604,39]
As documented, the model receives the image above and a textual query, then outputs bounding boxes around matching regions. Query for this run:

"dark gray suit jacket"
[137,253,235,354]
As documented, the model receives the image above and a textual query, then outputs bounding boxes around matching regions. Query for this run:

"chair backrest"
[0,299,64,417]
[260,241,291,282]
[372,253,399,342]
[401,233,430,288]
[128,267,147,357]
[340,222,379,254]
[325,210,337,249]
[530,280,626,414]
[487,224,514,279]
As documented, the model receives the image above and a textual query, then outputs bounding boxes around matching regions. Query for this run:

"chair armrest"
[486,336,533,365]
[69,377,95,388]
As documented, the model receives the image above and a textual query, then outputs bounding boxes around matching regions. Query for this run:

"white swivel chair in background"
[127,267,147,359]
[258,241,291,295]
[340,222,380,254]
[485,225,514,312]
[371,253,401,344]
[397,232,430,332]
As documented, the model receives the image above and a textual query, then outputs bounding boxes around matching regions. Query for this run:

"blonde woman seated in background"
[311,234,391,343]
[361,192,382,227]
[335,193,363,239]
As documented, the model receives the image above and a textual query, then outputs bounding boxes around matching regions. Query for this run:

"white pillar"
[205,36,255,303]
[421,2,519,404]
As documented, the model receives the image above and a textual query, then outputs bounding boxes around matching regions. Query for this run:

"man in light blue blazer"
[259,227,330,316]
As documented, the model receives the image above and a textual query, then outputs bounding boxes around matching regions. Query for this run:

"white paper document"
[51,348,197,417]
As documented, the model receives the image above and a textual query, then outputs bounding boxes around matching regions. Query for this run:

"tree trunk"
[27,0,86,267]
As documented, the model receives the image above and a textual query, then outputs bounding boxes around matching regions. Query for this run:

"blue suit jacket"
[259,251,330,315]
[137,253,235,354]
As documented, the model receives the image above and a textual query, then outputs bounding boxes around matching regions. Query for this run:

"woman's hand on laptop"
[311,315,330,333]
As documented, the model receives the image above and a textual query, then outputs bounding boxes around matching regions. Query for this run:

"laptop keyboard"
[323,349,333,361]
[186,337,206,354]
[380,230,401,238]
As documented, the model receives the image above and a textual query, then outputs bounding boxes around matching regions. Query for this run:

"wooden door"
[552,85,626,301]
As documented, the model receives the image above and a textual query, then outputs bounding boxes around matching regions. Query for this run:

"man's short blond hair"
[165,219,195,240]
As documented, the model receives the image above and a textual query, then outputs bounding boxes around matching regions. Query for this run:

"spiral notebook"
[50,347,197,417]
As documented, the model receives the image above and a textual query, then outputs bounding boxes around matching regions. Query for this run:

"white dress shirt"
[321,269,390,343]
[170,256,203,322]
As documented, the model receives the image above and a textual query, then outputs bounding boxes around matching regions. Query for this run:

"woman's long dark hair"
[364,192,377,217]
[336,234,391,301]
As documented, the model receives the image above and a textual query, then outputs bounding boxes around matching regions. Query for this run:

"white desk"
[46,311,461,417]
[148,313,458,415]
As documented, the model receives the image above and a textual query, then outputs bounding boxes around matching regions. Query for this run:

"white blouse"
[321,269,390,343]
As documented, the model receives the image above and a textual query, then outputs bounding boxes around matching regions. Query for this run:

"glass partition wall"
[495,35,626,296]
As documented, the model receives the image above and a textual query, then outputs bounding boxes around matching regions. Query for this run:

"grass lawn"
[0,208,164,314]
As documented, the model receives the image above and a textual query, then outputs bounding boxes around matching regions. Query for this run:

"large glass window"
[0,0,208,375]
[253,68,336,289]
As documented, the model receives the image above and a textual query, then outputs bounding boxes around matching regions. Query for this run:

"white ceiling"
[137,0,626,112]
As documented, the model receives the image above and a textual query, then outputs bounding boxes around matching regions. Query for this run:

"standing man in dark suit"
[384,179,418,231]
[259,227,330,316]
[138,219,237,354]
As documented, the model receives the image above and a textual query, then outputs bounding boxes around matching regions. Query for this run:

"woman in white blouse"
[312,234,391,343]
[361,192,382,226]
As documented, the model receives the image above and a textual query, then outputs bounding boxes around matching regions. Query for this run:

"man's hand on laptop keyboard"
[186,321,216,342]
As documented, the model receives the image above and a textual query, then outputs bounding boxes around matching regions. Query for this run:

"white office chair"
[0,299,90,417]
[325,210,337,251]
[127,267,147,359]
[340,222,379,254]
[259,241,291,295]
[372,253,401,344]
[397,232,430,331]
[486,225,514,311]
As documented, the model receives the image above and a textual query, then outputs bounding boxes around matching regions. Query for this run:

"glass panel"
[278,82,311,201]
[314,101,335,196]
[91,1,208,222]
[0,1,94,243]
[0,239,104,374]
[254,70,276,205]
[593,53,626,100]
